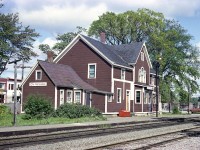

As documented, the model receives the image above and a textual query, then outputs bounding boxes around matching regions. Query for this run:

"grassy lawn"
[0,113,106,127]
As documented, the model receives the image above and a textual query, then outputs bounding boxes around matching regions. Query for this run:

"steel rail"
[0,117,199,149]
[87,126,200,150]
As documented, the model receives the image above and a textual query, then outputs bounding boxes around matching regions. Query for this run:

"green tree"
[88,8,200,103]
[39,26,87,55]
[0,4,39,75]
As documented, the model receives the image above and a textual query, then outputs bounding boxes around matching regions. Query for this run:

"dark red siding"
[57,40,112,92]
[126,70,133,81]
[113,67,121,79]
[92,93,105,112]
[113,67,132,81]
[107,81,130,112]
[22,65,55,110]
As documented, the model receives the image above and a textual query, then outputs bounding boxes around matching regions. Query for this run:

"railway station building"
[21,34,161,115]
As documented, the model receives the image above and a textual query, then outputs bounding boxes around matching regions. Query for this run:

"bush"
[23,94,54,119]
[172,106,180,114]
[0,105,11,118]
[53,103,102,119]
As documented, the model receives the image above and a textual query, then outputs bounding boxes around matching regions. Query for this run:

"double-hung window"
[74,90,81,103]
[117,88,122,103]
[9,84,14,90]
[138,67,146,83]
[66,90,72,103]
[141,52,144,61]
[136,91,141,103]
[121,69,125,80]
[35,70,42,80]
[88,63,96,79]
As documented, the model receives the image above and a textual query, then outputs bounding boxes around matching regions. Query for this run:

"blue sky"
[1,0,200,82]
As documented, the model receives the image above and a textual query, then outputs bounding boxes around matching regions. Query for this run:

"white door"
[126,90,130,111]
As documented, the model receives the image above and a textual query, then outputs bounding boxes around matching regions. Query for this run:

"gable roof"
[81,35,144,67]
[38,61,97,91]
[54,34,147,69]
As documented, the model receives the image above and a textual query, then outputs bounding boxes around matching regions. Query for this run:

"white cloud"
[104,0,200,17]
[7,0,200,34]
[11,1,107,33]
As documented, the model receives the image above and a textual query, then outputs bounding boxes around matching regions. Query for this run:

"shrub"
[53,103,102,119]
[172,106,180,114]
[0,105,11,118]
[23,94,53,119]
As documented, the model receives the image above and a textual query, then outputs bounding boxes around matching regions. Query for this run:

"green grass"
[0,113,106,127]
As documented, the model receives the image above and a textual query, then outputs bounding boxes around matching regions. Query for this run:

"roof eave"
[113,63,133,70]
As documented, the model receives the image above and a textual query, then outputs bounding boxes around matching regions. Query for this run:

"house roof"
[38,61,98,91]
[82,35,144,67]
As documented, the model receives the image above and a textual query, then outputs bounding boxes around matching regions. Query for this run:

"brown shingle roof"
[38,61,97,91]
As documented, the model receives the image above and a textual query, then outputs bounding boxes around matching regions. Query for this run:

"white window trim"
[141,52,144,61]
[35,70,42,80]
[60,89,64,105]
[135,90,142,104]
[121,69,125,80]
[88,63,96,79]
[74,90,81,103]
[117,88,122,103]
[66,90,73,103]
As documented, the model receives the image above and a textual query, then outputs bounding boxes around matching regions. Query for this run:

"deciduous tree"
[0,4,39,75]
[88,8,200,103]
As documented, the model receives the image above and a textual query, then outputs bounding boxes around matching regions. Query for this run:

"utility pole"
[188,86,190,114]
[153,60,160,117]
[9,59,21,126]
[17,60,32,81]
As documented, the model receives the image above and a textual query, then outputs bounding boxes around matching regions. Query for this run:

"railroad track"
[0,117,199,149]
[87,126,200,150]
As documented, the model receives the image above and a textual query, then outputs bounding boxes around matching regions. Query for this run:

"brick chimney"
[47,51,54,63]
[100,32,106,44]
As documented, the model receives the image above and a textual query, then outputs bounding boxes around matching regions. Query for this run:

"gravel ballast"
[9,123,198,150]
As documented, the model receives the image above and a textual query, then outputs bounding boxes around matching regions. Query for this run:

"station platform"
[0,114,199,137]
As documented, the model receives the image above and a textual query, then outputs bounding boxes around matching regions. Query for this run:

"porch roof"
[39,61,100,92]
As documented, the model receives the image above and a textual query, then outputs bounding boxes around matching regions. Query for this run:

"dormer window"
[138,67,146,83]
[35,70,42,80]
[121,69,125,80]
[141,52,144,61]
[88,63,96,79]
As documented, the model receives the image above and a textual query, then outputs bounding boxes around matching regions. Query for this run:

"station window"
[35,70,42,80]
[136,91,141,103]
[88,63,96,79]
[117,88,122,103]
[74,90,81,103]
[66,90,72,103]
[121,69,125,80]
